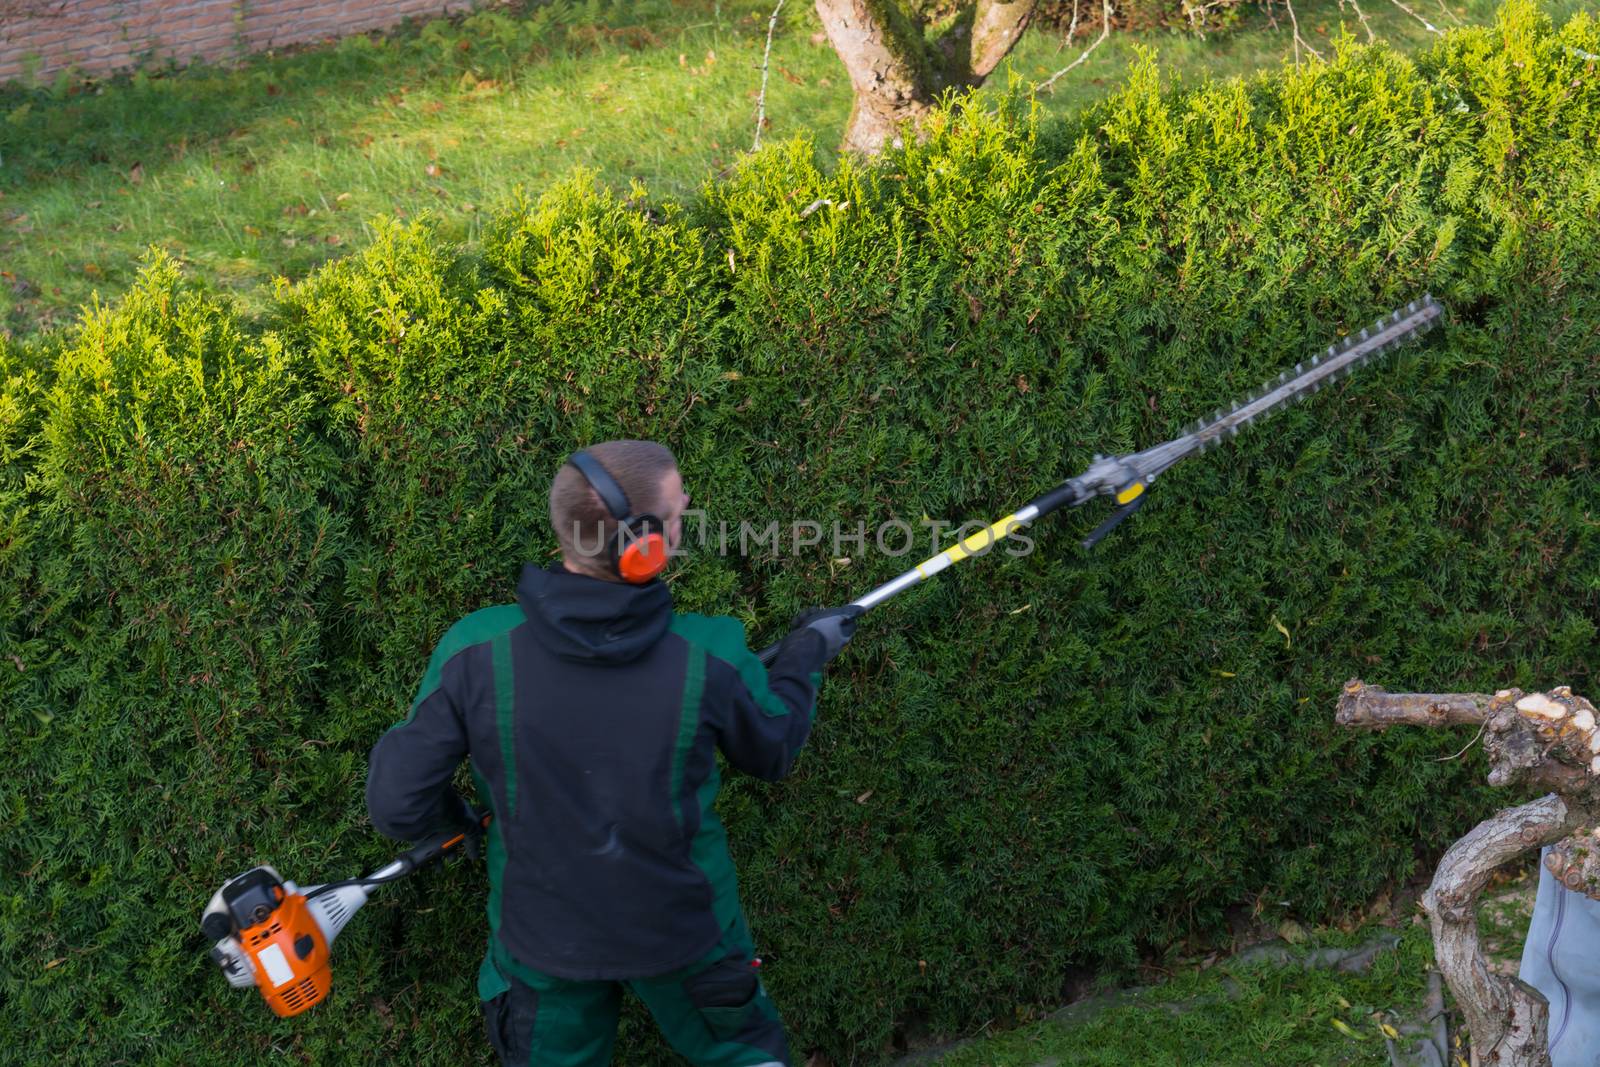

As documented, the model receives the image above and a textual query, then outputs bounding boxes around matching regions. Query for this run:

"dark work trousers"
[482,912,790,1067]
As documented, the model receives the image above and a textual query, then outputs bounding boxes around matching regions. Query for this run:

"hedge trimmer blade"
[1137,295,1445,478]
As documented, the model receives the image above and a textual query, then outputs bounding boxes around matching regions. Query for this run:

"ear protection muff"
[564,450,669,584]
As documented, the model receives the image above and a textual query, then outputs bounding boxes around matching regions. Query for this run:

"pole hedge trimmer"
[758,295,1444,663]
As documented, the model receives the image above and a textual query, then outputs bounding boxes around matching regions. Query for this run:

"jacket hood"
[516,562,673,664]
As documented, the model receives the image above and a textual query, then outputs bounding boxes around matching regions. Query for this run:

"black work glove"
[786,604,865,664]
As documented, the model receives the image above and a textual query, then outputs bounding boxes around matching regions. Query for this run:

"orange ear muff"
[617,530,668,583]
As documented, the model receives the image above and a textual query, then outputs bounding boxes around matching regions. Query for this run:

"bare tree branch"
[1055,0,1082,53]
[1334,679,1500,730]
[1383,0,1442,35]
[1337,681,1600,1066]
[753,0,788,150]
[1545,829,1600,899]
[1035,0,1111,93]
[1283,0,1324,63]
[1340,0,1377,43]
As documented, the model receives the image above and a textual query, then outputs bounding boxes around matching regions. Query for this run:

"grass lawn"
[1,0,1591,340]
[913,866,1541,1066]
[927,929,1437,1066]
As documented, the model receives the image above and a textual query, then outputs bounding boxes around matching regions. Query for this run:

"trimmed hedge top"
[4,4,1598,1062]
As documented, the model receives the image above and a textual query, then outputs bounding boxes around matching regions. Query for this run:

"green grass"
[922,869,1544,1065]
[0,0,1589,340]
[924,925,1437,1066]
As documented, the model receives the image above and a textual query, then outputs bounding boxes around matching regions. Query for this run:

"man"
[365,439,861,1066]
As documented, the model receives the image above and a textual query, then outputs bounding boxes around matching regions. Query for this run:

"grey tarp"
[1520,848,1600,1067]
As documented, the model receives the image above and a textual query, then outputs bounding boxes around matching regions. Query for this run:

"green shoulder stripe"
[668,612,794,719]
[668,638,706,834]
[388,603,526,732]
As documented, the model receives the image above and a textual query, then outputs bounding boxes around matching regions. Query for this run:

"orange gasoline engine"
[201,813,487,1017]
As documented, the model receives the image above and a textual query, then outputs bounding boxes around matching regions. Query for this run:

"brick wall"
[0,0,476,85]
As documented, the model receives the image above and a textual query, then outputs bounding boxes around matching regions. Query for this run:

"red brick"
[3,0,468,80]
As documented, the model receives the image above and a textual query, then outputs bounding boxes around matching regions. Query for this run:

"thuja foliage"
[4,4,1598,1062]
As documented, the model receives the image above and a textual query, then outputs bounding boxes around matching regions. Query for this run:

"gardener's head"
[550,440,689,582]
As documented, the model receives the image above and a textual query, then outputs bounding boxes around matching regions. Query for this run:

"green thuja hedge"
[4,4,1599,1062]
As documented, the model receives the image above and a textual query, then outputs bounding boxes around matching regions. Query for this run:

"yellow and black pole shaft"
[754,460,1137,665]
[753,296,1444,667]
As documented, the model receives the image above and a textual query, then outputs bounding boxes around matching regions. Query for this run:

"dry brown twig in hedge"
[1337,680,1600,1067]
[1036,0,1112,92]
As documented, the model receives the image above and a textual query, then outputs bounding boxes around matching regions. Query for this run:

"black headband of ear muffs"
[566,451,632,521]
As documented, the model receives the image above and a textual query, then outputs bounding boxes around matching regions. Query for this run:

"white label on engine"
[256,943,294,987]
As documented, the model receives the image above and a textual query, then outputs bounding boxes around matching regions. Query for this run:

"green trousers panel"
[481,912,790,1067]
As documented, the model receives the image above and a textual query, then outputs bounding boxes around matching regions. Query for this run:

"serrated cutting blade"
[1135,295,1444,479]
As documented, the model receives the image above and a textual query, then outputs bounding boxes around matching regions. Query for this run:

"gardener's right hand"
[787,605,864,662]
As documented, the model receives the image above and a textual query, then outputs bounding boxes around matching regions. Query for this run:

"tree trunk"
[966,0,1037,80]
[814,0,1036,155]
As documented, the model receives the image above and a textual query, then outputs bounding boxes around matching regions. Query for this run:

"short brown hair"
[549,440,678,564]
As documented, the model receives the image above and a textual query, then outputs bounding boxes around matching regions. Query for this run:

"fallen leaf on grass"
[1330,1018,1369,1040]
[128,162,144,185]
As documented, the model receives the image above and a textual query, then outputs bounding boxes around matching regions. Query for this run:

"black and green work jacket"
[365,562,830,983]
